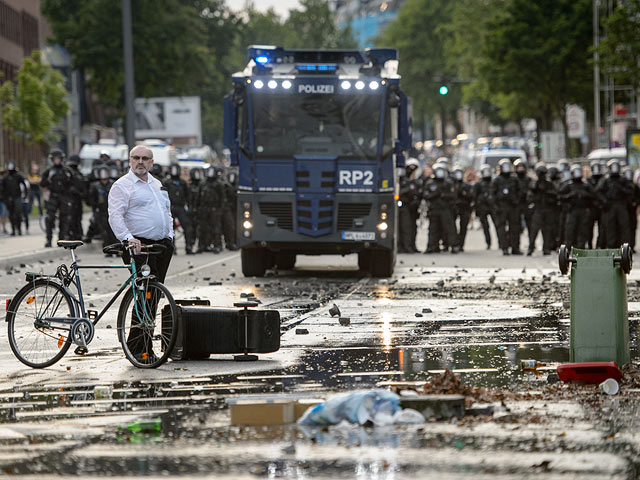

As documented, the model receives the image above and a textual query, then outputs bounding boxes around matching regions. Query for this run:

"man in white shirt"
[108,145,174,282]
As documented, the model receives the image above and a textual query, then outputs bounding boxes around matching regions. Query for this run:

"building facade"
[333,0,404,48]
[0,0,49,170]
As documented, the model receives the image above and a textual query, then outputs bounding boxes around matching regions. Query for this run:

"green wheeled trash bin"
[558,243,631,366]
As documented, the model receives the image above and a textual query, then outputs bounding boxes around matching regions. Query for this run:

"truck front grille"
[258,202,293,231]
[337,203,372,230]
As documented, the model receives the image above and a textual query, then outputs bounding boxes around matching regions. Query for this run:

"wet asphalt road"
[0,225,638,478]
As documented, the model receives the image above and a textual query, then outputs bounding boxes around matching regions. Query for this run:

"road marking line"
[166,253,240,280]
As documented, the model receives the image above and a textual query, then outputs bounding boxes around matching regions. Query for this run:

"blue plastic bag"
[297,390,400,426]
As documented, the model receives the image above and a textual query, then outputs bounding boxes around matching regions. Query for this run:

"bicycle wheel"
[7,279,76,368]
[117,279,178,368]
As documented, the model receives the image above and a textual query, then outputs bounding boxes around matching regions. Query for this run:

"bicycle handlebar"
[102,242,167,256]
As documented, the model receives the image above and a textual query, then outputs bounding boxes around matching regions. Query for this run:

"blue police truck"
[223,46,412,277]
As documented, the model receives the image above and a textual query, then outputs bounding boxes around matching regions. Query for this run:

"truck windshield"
[252,93,382,159]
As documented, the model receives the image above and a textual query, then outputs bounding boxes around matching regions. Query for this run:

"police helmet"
[452,165,464,181]
[607,159,621,175]
[98,167,110,181]
[480,163,492,179]
[206,166,217,178]
[435,156,450,166]
[49,149,65,162]
[150,164,163,178]
[590,161,603,177]
[557,159,570,171]
[215,166,224,178]
[92,159,104,168]
[513,158,527,173]
[534,162,547,176]
[7,161,16,171]
[190,167,204,181]
[623,166,634,182]
[570,164,583,180]
[109,167,120,180]
[121,159,129,171]
[406,157,419,170]
[228,171,237,184]
[547,164,559,179]
[67,154,81,167]
[433,163,447,179]
[99,149,111,159]
[498,158,513,174]
[169,163,181,178]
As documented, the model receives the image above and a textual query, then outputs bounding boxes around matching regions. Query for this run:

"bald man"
[108,145,174,281]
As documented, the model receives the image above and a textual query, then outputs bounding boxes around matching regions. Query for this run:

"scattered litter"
[422,308,432,313]
[295,328,309,335]
[338,317,350,326]
[297,390,400,426]
[599,378,619,395]
[329,304,341,317]
[415,313,423,317]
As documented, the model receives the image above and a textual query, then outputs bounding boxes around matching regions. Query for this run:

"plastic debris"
[329,304,341,317]
[599,378,619,395]
[338,317,350,326]
[297,390,400,426]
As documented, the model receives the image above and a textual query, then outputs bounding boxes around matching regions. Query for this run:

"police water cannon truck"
[223,45,412,277]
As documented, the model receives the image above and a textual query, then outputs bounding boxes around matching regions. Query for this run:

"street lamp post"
[122,0,136,149]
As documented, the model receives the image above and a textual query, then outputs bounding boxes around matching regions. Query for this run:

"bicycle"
[6,240,179,369]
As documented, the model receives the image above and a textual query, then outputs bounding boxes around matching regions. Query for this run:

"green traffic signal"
[439,85,449,95]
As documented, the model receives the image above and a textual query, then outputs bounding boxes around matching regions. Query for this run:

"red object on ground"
[556,362,623,384]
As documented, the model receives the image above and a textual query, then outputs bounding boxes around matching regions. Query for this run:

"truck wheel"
[241,247,267,277]
[358,251,371,271]
[558,245,569,275]
[621,243,632,274]
[370,248,394,277]
[275,253,296,270]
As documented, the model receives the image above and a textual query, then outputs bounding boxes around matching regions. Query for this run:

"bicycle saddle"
[57,240,84,249]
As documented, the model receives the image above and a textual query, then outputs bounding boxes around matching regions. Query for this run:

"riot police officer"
[586,161,605,248]
[87,167,117,252]
[163,163,195,254]
[1,161,27,236]
[188,167,204,252]
[424,163,458,254]
[513,159,533,241]
[491,158,522,255]
[198,166,225,253]
[41,150,73,247]
[528,162,557,255]
[398,158,422,253]
[596,159,633,248]
[222,169,238,251]
[66,154,87,240]
[473,163,495,250]
[452,165,473,251]
[558,164,596,250]
[623,166,640,252]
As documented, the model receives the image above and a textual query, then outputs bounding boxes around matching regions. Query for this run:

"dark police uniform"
[41,159,74,246]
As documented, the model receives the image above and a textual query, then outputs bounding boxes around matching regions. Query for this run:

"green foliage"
[0,50,69,144]
[42,0,355,147]
[598,0,640,88]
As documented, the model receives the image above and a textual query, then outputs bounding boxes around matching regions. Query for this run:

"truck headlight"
[243,220,253,230]
[377,222,388,231]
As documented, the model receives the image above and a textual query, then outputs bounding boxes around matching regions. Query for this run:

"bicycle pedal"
[87,310,98,321]
[74,346,88,355]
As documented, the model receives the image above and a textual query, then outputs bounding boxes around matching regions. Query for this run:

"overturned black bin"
[162,299,280,361]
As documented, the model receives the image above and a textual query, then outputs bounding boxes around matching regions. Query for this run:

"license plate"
[342,231,375,241]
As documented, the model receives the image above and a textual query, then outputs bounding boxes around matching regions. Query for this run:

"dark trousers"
[122,236,174,354]
[5,197,22,234]
[398,206,414,252]
[476,209,493,248]
[171,205,194,251]
[455,208,471,249]
[564,207,590,250]
[529,207,554,253]
[427,209,456,252]
[68,197,83,240]
[604,202,631,248]
[222,206,236,249]
[494,203,520,252]
[45,194,71,242]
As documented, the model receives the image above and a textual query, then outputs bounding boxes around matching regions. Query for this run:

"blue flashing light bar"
[297,64,338,72]
[255,55,269,64]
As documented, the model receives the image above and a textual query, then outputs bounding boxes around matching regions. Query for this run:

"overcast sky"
[225,0,302,18]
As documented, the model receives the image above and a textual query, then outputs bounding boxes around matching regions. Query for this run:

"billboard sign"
[566,104,585,139]
[135,96,201,144]
[541,131,566,161]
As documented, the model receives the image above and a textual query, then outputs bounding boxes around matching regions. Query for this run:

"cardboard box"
[230,400,294,426]
[293,399,323,421]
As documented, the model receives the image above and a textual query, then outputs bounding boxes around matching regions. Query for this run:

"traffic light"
[439,85,449,95]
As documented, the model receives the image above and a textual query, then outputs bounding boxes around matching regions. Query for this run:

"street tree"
[0,50,69,144]
[376,0,462,139]
[598,0,640,90]
[476,0,592,153]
